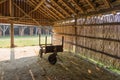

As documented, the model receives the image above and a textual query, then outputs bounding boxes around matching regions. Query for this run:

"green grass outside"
[0,35,51,48]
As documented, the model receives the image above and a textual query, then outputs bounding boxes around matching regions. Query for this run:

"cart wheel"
[48,54,57,65]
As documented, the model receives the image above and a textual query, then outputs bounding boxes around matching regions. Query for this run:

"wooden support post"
[45,36,47,54]
[45,36,47,46]
[10,23,14,48]
[62,36,64,47]
[74,17,77,53]
[9,0,14,48]
[51,31,53,45]
[39,34,41,46]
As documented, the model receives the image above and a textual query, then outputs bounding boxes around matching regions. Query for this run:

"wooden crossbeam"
[85,0,96,11]
[19,0,45,21]
[46,2,65,19]
[39,7,58,20]
[27,0,45,14]
[25,1,50,19]
[70,0,84,13]
[25,0,56,21]
[34,0,45,11]
[50,0,71,17]
[58,0,77,15]
[42,4,61,20]
[13,3,40,25]
[104,0,112,8]
[0,0,7,4]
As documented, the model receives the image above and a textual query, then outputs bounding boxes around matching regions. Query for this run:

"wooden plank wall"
[53,13,120,70]
[53,26,75,52]
[76,25,120,69]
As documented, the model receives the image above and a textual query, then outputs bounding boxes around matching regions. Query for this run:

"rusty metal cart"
[39,34,64,65]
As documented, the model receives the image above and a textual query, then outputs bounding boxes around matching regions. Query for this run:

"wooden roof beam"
[20,0,45,20]
[33,0,45,11]
[39,7,58,20]
[42,4,61,20]
[45,2,65,19]
[50,0,70,17]
[13,3,40,26]
[70,0,84,13]
[85,0,96,11]
[0,0,7,4]
[25,0,56,21]
[58,0,77,15]
[104,0,112,8]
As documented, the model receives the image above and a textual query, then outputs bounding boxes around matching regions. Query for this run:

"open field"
[0,36,51,48]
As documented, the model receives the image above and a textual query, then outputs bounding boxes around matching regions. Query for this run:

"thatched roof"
[0,0,120,26]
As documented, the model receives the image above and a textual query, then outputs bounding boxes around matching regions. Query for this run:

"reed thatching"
[53,13,120,69]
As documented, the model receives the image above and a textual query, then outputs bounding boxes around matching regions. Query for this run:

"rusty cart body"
[39,34,64,65]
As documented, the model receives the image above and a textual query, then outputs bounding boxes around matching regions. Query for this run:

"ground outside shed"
[0,46,120,80]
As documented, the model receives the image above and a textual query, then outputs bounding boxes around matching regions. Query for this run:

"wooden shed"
[0,0,120,80]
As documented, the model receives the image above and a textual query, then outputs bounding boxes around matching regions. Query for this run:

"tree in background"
[0,25,9,36]
[19,26,27,36]
[35,27,39,35]
[29,27,34,36]
[0,28,2,36]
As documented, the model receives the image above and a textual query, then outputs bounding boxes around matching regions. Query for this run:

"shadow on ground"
[0,47,120,80]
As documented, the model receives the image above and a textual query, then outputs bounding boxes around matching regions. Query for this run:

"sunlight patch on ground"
[0,46,39,62]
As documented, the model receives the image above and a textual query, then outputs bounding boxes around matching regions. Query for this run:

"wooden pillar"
[74,16,77,53]
[10,23,14,48]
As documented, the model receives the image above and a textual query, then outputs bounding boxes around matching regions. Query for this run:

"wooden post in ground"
[9,0,14,48]
[10,23,14,48]
[74,16,77,53]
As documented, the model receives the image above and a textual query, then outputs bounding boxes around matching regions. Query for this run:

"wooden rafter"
[85,0,96,11]
[39,7,58,20]
[46,2,65,19]
[58,0,77,15]
[25,1,48,18]
[0,0,7,4]
[42,4,61,20]
[19,0,45,20]
[104,0,112,8]
[50,0,71,17]
[33,0,45,11]
[70,0,84,13]
[25,0,56,21]
[13,3,40,25]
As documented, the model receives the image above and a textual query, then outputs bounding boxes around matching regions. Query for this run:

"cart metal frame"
[39,34,64,64]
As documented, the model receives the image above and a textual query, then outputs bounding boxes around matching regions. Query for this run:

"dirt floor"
[0,46,120,80]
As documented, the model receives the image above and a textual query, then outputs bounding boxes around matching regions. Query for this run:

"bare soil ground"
[0,46,120,80]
